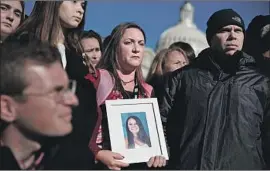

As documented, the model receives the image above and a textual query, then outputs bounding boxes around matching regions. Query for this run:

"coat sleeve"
[158,70,184,169]
[159,70,183,124]
[262,80,270,169]
[84,71,103,157]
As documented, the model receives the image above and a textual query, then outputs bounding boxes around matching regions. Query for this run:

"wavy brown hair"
[146,49,168,82]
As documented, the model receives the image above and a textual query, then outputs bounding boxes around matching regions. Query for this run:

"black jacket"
[161,48,270,169]
[147,75,165,113]
[0,146,20,170]
[47,46,97,169]
[0,142,74,170]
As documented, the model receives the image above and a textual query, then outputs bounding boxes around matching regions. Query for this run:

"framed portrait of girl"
[105,98,168,164]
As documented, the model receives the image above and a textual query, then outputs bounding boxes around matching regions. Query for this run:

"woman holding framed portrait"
[85,22,166,170]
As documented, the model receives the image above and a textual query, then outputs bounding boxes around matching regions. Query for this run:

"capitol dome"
[156,1,208,56]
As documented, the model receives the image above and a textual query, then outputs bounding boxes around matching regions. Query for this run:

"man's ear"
[0,95,17,123]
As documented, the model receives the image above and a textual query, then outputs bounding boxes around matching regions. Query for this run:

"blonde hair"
[146,49,168,82]
[146,47,188,82]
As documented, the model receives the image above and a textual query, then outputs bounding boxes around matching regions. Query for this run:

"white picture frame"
[105,98,169,164]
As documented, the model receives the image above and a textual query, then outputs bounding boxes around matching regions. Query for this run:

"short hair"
[0,40,61,97]
[169,41,196,61]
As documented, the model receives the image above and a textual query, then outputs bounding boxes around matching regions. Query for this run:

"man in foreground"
[0,41,79,169]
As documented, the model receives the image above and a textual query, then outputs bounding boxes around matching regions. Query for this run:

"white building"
[156,1,208,56]
[141,47,156,79]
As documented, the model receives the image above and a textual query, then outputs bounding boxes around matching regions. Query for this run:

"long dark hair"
[126,116,151,149]
[12,1,87,49]
[19,1,25,24]
[97,22,147,96]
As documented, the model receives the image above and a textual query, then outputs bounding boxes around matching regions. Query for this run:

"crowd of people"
[0,1,269,170]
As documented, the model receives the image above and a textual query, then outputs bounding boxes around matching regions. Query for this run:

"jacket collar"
[194,48,256,81]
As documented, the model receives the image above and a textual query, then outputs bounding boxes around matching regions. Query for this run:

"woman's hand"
[96,150,129,170]
[147,156,167,168]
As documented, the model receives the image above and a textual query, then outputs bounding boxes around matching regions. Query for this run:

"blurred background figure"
[146,44,194,123]
[169,41,196,62]
[0,0,24,43]
[147,43,194,82]
[146,49,169,83]
[141,47,156,80]
[244,15,270,75]
[163,46,191,73]
[79,30,103,71]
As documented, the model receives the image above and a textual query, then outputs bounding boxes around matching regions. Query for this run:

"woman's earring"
[82,53,87,66]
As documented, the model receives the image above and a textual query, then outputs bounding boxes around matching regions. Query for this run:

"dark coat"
[0,146,20,170]
[47,46,97,169]
[160,48,270,170]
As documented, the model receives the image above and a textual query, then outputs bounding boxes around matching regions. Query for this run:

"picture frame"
[105,98,169,164]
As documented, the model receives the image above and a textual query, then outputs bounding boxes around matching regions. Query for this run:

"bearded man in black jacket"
[161,9,270,169]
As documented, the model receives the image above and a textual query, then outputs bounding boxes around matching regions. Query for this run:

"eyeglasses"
[20,80,77,103]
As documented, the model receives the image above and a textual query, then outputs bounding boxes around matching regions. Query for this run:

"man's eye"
[81,2,85,8]
[0,6,8,11]
[139,42,145,46]
[15,12,22,17]
[235,29,243,33]
[220,29,229,33]
[55,87,65,94]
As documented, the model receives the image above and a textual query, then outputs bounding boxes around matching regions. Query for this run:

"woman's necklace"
[120,78,134,85]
